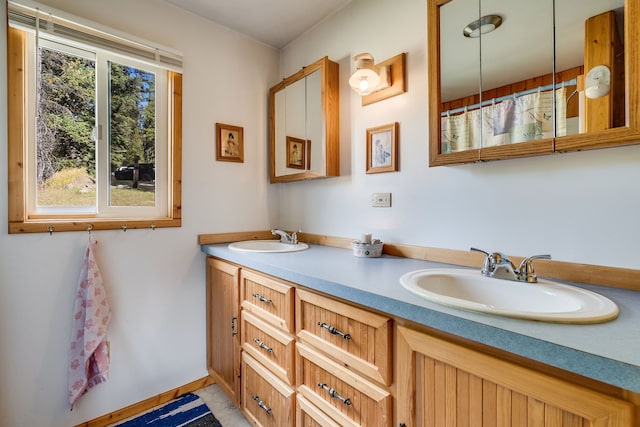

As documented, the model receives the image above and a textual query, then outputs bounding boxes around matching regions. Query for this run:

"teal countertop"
[201,243,640,392]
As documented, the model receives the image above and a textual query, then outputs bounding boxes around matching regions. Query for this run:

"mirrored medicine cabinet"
[269,56,340,183]
[428,0,640,166]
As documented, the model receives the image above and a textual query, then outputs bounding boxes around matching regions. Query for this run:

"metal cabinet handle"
[252,293,272,304]
[317,322,351,340]
[317,382,351,406]
[253,338,273,353]
[231,317,238,336]
[252,395,272,415]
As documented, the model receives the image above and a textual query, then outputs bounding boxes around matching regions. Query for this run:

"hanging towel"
[68,240,112,409]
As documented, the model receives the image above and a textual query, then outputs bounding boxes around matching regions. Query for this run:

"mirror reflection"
[438,0,625,154]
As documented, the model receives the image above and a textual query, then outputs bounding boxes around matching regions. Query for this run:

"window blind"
[8,0,183,71]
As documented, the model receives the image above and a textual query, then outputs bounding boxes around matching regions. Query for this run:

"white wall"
[278,0,640,270]
[0,1,279,425]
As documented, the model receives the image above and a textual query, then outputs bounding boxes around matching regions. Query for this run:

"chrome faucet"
[271,228,299,244]
[470,248,551,283]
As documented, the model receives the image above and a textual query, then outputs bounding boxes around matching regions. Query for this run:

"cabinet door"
[396,326,633,427]
[242,352,294,427]
[206,257,241,405]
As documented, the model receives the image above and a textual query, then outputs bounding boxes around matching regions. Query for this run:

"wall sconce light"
[349,53,382,96]
[349,52,407,106]
[584,65,611,99]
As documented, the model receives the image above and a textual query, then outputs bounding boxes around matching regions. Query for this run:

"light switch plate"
[372,192,391,207]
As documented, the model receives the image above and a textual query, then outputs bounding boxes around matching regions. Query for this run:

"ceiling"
[163,0,352,49]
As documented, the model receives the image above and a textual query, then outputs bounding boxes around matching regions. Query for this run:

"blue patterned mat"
[112,392,221,427]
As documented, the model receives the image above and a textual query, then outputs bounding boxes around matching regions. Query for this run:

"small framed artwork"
[216,123,244,163]
[366,122,398,174]
[286,136,310,169]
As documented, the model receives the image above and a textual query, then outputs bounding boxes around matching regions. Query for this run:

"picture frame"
[286,136,310,169]
[216,123,244,163]
[366,122,398,173]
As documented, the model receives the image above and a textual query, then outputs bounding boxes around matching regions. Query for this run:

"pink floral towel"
[68,240,112,409]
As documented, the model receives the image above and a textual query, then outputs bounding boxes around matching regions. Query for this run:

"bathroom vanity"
[200,237,640,426]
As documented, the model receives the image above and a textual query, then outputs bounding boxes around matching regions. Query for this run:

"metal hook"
[47,225,54,236]
[121,224,127,232]
[150,223,156,231]
[86,224,93,234]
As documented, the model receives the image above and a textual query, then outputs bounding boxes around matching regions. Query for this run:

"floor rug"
[110,392,222,427]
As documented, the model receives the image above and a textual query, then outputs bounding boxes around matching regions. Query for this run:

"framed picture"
[216,123,244,162]
[366,122,398,173]
[286,136,310,169]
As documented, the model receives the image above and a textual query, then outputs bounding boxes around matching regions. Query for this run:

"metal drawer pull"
[317,322,351,340]
[253,338,273,353]
[252,395,272,415]
[252,293,272,304]
[317,382,352,406]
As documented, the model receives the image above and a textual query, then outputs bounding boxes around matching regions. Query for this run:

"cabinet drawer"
[242,352,295,427]
[296,343,392,427]
[295,394,342,427]
[240,269,295,333]
[296,288,393,385]
[241,310,295,385]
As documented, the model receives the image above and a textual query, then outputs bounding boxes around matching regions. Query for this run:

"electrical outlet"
[372,192,391,207]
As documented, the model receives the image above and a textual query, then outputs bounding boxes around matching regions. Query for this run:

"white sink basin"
[228,240,309,253]
[399,268,618,323]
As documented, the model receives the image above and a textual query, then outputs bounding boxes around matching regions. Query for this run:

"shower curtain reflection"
[441,87,566,153]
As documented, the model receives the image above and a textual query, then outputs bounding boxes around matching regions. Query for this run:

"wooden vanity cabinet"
[241,310,296,385]
[295,288,394,426]
[296,342,392,426]
[238,268,297,425]
[295,288,393,386]
[242,351,295,427]
[395,325,634,427]
[206,257,241,406]
[240,269,295,333]
[296,394,343,427]
[206,257,638,427]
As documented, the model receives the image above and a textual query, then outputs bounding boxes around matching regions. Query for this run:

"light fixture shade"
[349,53,381,95]
[585,65,611,99]
[463,15,503,38]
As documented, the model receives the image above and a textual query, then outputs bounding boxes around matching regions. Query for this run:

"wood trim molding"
[7,27,27,226]
[198,231,640,291]
[198,230,277,245]
[74,376,214,427]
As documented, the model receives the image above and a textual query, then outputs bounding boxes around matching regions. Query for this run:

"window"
[7,2,182,233]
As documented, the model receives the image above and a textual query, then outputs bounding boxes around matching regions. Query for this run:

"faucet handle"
[470,247,492,275]
[517,254,551,283]
[470,248,518,279]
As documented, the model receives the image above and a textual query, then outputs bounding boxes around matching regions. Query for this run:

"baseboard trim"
[75,376,215,427]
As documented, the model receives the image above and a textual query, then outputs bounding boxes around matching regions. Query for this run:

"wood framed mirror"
[428,0,640,166]
[269,56,339,183]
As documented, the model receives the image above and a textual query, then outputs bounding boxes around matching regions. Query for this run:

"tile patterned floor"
[194,384,251,427]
